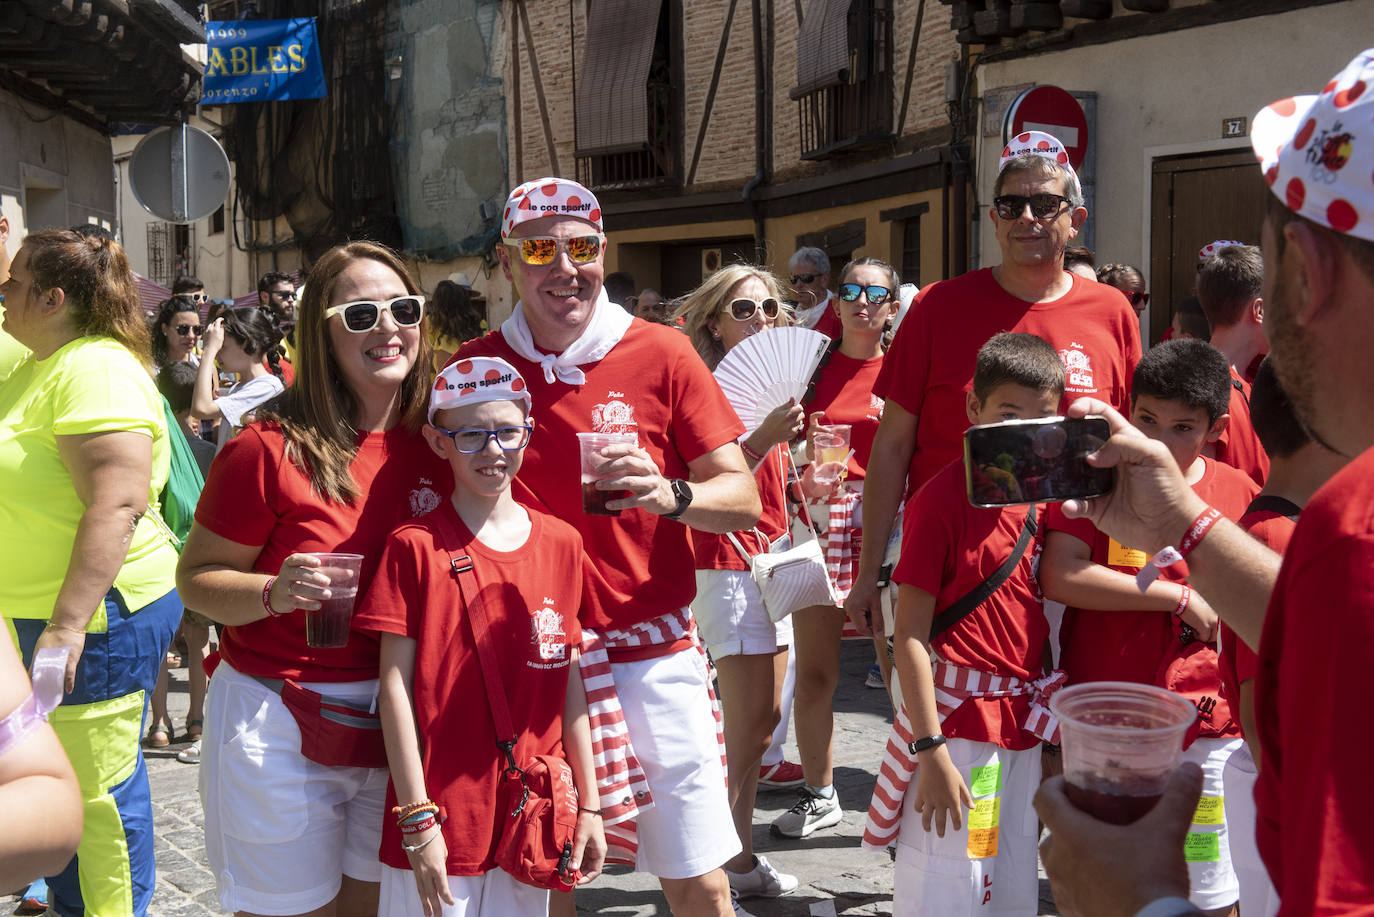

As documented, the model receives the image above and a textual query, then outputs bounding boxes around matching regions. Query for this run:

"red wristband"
[400,815,437,835]
[262,576,280,616]
[739,439,763,462]
[1173,584,1191,619]
[1178,507,1222,559]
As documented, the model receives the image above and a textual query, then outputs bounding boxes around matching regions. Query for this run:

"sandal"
[145,725,171,748]
[184,718,203,741]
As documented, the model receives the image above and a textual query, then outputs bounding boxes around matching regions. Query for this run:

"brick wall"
[510,1,960,192]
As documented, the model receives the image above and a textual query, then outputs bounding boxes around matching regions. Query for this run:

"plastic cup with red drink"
[302,552,364,648]
[577,432,637,516]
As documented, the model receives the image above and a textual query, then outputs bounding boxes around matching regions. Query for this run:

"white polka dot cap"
[501,177,603,238]
[998,130,1078,181]
[1198,240,1245,263]
[1251,48,1374,242]
[429,356,532,425]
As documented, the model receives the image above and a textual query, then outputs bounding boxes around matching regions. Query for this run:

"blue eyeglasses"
[838,283,893,304]
[433,424,533,453]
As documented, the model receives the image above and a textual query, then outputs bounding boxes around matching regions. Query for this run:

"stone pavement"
[8,640,1060,916]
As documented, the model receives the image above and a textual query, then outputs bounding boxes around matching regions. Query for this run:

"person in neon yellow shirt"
[0,229,181,917]
[0,215,29,383]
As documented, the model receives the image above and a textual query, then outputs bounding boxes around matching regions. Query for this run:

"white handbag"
[727,523,839,624]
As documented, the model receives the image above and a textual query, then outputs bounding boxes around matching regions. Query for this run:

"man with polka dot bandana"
[1034,48,1374,917]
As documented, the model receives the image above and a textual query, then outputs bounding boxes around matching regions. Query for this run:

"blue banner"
[202,18,327,104]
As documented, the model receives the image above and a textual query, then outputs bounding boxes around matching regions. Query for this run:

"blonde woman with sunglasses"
[675,264,807,904]
[177,242,453,917]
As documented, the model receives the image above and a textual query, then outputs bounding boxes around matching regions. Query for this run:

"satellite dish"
[129,124,231,224]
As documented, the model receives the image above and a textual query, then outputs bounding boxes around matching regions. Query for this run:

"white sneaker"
[726,854,799,898]
[730,889,757,917]
[770,786,843,838]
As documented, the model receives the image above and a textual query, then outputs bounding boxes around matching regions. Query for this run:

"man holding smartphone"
[847,131,1143,639]
[1035,49,1374,917]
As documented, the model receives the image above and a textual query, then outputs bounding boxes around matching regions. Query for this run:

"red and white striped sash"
[824,487,862,601]
[862,661,1066,850]
[579,607,727,866]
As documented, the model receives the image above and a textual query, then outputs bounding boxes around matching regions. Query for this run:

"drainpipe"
[743,0,771,263]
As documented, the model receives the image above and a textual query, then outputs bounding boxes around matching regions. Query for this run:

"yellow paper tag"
[969,763,1003,798]
[968,796,1001,830]
[1108,537,1149,568]
[967,826,998,859]
[1193,795,1224,826]
[1184,832,1221,862]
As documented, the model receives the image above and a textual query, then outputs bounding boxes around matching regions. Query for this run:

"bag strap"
[929,504,1038,642]
[725,528,768,566]
[1245,494,1301,522]
[430,508,519,749]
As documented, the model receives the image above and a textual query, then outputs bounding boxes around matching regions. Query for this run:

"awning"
[792,0,854,98]
[575,0,665,155]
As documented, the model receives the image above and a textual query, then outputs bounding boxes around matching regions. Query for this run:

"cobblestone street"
[8,640,1058,916]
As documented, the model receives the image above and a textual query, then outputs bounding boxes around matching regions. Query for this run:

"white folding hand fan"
[713,326,832,435]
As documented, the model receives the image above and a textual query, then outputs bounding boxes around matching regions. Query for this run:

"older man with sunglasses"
[788,246,843,339]
[454,177,761,917]
[847,131,1142,658]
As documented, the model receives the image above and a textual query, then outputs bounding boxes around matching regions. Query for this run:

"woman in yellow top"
[0,229,183,917]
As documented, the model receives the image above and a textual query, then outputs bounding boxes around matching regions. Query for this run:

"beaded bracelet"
[262,577,280,616]
[392,800,439,822]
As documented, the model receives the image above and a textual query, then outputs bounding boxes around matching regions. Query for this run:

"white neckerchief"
[500,288,633,385]
[793,291,833,330]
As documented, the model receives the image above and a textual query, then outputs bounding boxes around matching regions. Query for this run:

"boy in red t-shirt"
[1041,339,1258,916]
[864,333,1064,915]
[354,357,605,916]
[1217,358,1347,917]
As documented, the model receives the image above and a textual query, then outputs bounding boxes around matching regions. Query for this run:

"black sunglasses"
[1124,290,1150,308]
[176,323,202,335]
[993,193,1071,221]
[726,298,781,322]
[838,283,893,305]
[790,273,820,285]
[434,424,533,454]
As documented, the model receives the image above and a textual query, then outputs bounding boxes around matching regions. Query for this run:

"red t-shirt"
[352,503,585,875]
[1255,446,1374,915]
[1045,459,1256,738]
[194,422,452,681]
[875,269,1141,501]
[1218,504,1297,733]
[893,460,1047,751]
[802,351,885,480]
[1212,368,1270,487]
[455,320,745,630]
[810,303,842,340]
[693,443,789,571]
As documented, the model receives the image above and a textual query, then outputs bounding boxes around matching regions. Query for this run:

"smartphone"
[963,415,1114,508]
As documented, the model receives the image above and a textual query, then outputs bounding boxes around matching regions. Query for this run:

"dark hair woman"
[0,229,183,916]
[427,278,487,370]
[176,241,452,917]
[151,294,203,367]
[190,305,286,450]
[773,256,903,840]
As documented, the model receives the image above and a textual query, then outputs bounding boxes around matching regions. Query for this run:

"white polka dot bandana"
[429,356,532,424]
[999,130,1078,182]
[1198,240,1245,263]
[1251,48,1374,241]
[501,177,603,238]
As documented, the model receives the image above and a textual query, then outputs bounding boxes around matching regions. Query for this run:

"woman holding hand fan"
[770,256,902,841]
[675,264,805,903]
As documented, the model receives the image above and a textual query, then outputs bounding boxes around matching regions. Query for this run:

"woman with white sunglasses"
[177,242,452,917]
[675,264,804,907]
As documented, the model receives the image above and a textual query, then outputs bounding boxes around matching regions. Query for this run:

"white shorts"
[200,662,389,915]
[378,865,548,917]
[1181,736,1243,911]
[693,568,792,659]
[894,740,1042,916]
[612,646,741,879]
[1222,743,1279,917]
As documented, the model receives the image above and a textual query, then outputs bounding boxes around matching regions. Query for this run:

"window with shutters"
[574,0,680,190]
[791,0,893,160]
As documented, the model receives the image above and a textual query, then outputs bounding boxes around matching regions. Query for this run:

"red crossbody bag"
[435,511,582,891]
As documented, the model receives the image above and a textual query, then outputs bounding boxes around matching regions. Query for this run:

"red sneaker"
[758,760,806,788]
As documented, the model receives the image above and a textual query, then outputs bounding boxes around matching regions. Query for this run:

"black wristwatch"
[908,734,947,755]
[664,478,693,521]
